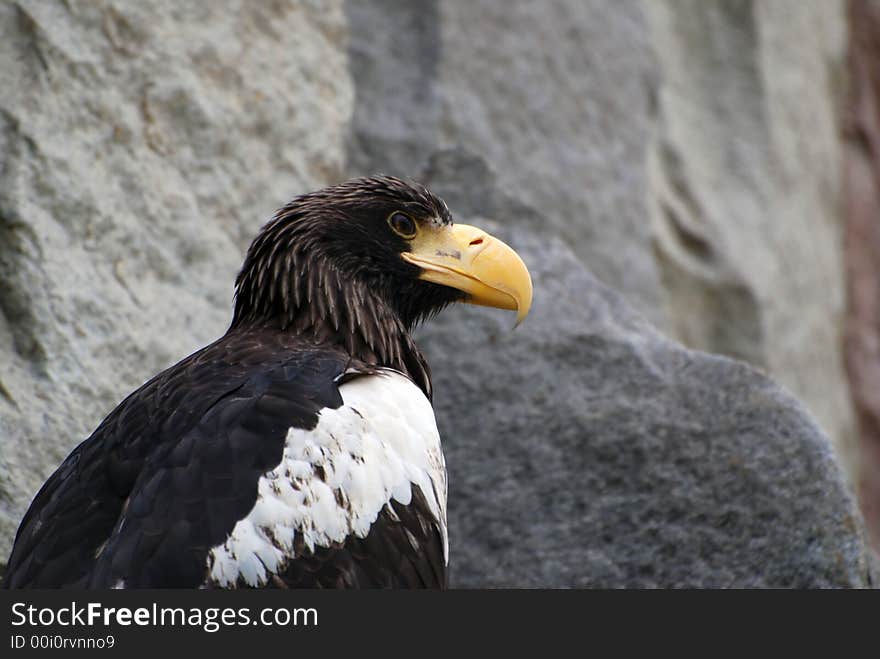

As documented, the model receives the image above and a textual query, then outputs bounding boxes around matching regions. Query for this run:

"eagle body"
[208,365,446,589]
[3,176,531,589]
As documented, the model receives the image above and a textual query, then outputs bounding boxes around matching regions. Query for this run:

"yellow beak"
[401,223,533,325]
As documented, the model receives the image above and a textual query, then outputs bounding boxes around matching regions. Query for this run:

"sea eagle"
[2,176,531,589]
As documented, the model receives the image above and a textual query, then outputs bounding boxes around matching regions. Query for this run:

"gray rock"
[343,0,876,582]
[345,0,861,496]
[345,0,668,330]
[416,156,875,587]
[0,0,353,562]
[644,0,858,478]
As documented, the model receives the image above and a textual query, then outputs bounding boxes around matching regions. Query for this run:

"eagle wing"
[3,335,447,589]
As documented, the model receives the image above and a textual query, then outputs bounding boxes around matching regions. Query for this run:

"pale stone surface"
[346,0,667,328]
[644,0,858,479]
[0,0,353,561]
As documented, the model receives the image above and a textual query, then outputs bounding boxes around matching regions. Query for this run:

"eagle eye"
[388,212,417,239]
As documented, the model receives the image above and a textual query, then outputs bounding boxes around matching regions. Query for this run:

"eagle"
[2,176,532,589]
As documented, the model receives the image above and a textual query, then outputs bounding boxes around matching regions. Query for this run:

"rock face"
[345,0,875,582]
[0,0,353,561]
[346,0,861,494]
[347,0,667,329]
[645,0,858,480]
[415,154,874,587]
[1,0,876,586]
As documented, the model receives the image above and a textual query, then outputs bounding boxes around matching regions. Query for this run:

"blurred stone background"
[1,0,878,586]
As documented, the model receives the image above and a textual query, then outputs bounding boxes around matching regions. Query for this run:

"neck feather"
[229,244,433,398]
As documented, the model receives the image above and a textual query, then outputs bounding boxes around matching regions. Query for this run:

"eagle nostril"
[469,237,484,247]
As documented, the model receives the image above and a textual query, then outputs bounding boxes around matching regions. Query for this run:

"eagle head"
[231,175,532,336]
